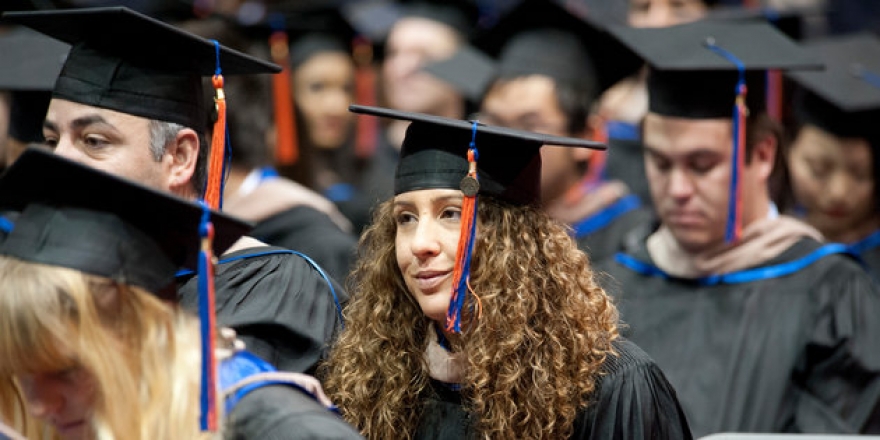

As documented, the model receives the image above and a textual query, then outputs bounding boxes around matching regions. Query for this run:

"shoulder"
[227,384,364,440]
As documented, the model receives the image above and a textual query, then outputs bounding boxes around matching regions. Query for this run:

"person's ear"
[750,131,778,181]
[165,128,199,197]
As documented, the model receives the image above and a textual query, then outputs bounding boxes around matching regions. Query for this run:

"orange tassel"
[205,75,226,210]
[446,149,479,332]
[732,86,748,241]
[353,36,378,159]
[766,70,783,123]
[270,30,299,166]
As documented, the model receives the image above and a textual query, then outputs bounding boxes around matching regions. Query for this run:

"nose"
[667,168,695,203]
[52,136,81,162]
[826,171,851,203]
[640,5,675,28]
[410,218,442,259]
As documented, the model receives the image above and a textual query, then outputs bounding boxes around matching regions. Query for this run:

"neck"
[222,166,251,201]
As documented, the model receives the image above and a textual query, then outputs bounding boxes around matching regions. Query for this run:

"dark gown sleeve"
[573,339,693,440]
[178,246,348,374]
[226,385,365,440]
[792,262,880,434]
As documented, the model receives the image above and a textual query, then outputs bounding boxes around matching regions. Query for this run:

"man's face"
[643,113,740,252]
[480,75,590,203]
[628,0,709,28]
[42,99,171,191]
[381,17,461,114]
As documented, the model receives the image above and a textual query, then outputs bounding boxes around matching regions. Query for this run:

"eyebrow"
[393,194,464,208]
[44,114,113,132]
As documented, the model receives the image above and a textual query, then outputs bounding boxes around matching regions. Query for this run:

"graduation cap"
[0,148,251,296]
[420,44,498,104]
[472,0,641,94]
[397,0,480,38]
[607,19,822,242]
[1,6,281,132]
[786,32,880,141]
[0,26,69,144]
[350,103,605,332]
[607,19,823,119]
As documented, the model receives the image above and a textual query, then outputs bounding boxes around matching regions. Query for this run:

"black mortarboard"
[607,19,823,119]
[0,148,250,296]
[473,0,641,93]
[349,104,605,205]
[786,32,880,141]
[703,5,814,41]
[398,0,480,38]
[1,6,281,131]
[420,44,498,104]
[0,26,69,144]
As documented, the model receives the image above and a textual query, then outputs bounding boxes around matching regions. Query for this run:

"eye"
[440,207,462,221]
[807,160,831,179]
[395,211,417,225]
[83,135,111,150]
[648,154,672,172]
[308,82,326,93]
[689,156,719,174]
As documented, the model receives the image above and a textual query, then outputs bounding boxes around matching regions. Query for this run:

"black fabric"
[0,26,68,91]
[577,205,656,264]
[786,32,880,141]
[859,241,880,285]
[606,19,822,119]
[177,245,348,374]
[603,136,654,213]
[226,384,363,439]
[350,104,604,206]
[2,7,280,130]
[421,44,498,104]
[0,148,249,295]
[496,28,597,95]
[250,205,357,283]
[595,234,880,437]
[8,90,51,143]
[290,34,349,69]
[413,338,694,439]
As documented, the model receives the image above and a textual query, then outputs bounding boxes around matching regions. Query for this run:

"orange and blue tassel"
[446,122,480,333]
[705,39,747,243]
[198,204,219,431]
[204,40,228,211]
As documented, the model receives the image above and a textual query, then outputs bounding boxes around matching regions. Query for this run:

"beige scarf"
[425,324,466,385]
[647,215,824,278]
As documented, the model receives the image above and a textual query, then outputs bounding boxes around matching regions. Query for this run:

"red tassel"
[270,31,299,166]
[732,85,748,241]
[205,75,226,210]
[353,36,378,159]
[766,70,783,123]
[199,224,219,431]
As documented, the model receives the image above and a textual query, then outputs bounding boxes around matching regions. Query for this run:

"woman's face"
[394,188,463,324]
[19,363,96,439]
[293,52,356,150]
[787,124,878,242]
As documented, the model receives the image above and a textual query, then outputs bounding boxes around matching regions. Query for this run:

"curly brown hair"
[319,195,620,439]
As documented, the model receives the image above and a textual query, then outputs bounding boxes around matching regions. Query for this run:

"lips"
[55,419,86,435]
[413,270,451,293]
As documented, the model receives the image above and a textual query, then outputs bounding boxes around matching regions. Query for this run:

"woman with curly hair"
[0,150,363,440]
[319,105,692,439]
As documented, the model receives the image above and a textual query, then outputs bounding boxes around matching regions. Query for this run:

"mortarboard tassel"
[353,36,378,159]
[198,204,219,431]
[269,16,299,166]
[446,122,482,333]
[705,38,747,243]
[205,41,227,210]
[766,70,783,122]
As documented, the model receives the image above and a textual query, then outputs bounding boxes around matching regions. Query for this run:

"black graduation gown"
[414,338,694,439]
[177,245,348,374]
[250,205,358,283]
[850,229,880,284]
[601,124,653,213]
[595,233,880,437]
[227,385,365,440]
[572,195,656,264]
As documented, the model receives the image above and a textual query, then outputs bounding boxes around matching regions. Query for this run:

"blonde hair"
[0,256,220,440]
[320,197,620,439]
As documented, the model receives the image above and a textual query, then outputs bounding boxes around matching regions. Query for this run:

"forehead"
[643,112,732,153]
[46,98,151,130]
[387,17,459,52]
